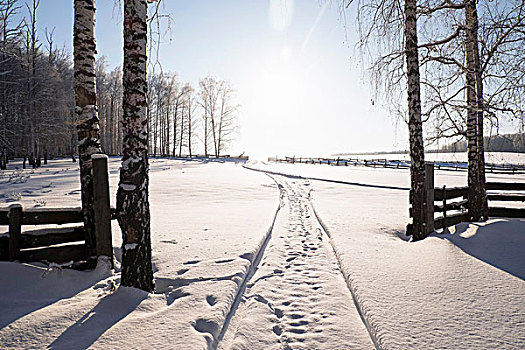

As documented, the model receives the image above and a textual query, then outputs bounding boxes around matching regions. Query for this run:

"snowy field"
[0,157,524,349]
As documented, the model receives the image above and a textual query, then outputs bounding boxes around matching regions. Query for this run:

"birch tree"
[183,84,197,157]
[419,0,525,220]
[405,1,427,238]
[199,76,219,157]
[216,81,238,157]
[405,0,427,240]
[464,0,487,221]
[344,0,427,238]
[198,76,238,157]
[73,0,103,258]
[117,0,155,292]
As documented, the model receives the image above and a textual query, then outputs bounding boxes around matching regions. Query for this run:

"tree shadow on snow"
[47,287,147,350]
[437,219,525,280]
[0,262,109,330]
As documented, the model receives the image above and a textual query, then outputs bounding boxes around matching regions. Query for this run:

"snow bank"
[0,158,280,349]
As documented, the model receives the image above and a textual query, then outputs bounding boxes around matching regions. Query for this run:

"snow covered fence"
[486,182,525,218]
[271,156,404,167]
[271,156,525,173]
[0,155,114,265]
[408,163,525,237]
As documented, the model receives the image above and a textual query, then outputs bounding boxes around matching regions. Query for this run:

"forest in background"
[440,132,525,153]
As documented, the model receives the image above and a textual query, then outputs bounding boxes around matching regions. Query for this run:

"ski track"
[219,175,374,350]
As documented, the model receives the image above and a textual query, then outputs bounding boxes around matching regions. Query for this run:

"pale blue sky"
[35,0,410,157]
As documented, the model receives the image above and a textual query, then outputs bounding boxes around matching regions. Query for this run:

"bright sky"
[36,1,413,158]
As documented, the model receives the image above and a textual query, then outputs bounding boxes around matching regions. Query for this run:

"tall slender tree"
[405,0,427,240]
[117,0,154,292]
[465,0,488,221]
[73,0,103,258]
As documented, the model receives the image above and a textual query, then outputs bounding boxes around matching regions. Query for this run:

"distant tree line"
[0,0,238,169]
[440,132,525,153]
[0,0,76,169]
[97,62,238,158]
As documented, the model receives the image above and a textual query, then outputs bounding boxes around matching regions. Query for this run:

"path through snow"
[219,175,374,349]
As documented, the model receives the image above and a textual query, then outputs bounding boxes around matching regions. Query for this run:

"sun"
[258,46,304,116]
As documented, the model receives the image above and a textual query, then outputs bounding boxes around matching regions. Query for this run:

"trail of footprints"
[222,177,373,349]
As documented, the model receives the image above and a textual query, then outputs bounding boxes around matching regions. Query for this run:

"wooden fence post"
[442,185,447,222]
[8,203,22,260]
[425,162,435,234]
[92,154,113,265]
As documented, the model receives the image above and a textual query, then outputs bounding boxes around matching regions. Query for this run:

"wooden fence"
[0,155,114,266]
[269,156,525,174]
[408,162,525,237]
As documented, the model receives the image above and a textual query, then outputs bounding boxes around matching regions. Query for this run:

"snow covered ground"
[245,161,525,349]
[1,158,279,349]
[0,157,524,349]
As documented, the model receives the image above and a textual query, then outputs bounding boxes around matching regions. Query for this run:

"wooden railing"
[408,162,525,238]
[0,155,115,266]
[269,156,525,174]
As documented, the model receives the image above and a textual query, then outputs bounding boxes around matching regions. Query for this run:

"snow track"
[219,176,374,350]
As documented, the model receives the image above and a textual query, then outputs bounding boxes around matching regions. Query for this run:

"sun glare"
[258,47,304,117]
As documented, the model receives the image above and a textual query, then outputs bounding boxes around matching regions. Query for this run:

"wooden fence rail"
[0,154,115,266]
[270,156,525,174]
[407,162,525,237]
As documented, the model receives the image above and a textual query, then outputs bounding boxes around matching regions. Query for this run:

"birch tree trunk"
[405,0,427,240]
[74,0,103,257]
[472,0,488,219]
[172,99,179,157]
[204,108,209,157]
[465,0,486,221]
[179,102,184,157]
[117,0,154,292]
[188,100,193,157]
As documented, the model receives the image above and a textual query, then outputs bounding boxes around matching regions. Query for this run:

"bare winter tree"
[198,76,219,157]
[0,0,23,168]
[180,83,197,157]
[73,0,103,259]
[419,0,525,220]
[198,76,238,157]
[178,83,192,157]
[24,0,42,168]
[96,60,124,155]
[116,0,155,292]
[216,80,238,157]
[0,1,77,165]
[345,0,525,231]
[464,0,487,220]
[343,0,427,238]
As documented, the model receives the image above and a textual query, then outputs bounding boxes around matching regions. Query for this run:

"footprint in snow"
[183,260,200,265]
[206,295,217,306]
[176,268,189,275]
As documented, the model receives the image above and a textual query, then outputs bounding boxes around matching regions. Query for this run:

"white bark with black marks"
[465,0,487,221]
[74,0,103,257]
[117,0,154,292]
[405,0,427,240]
